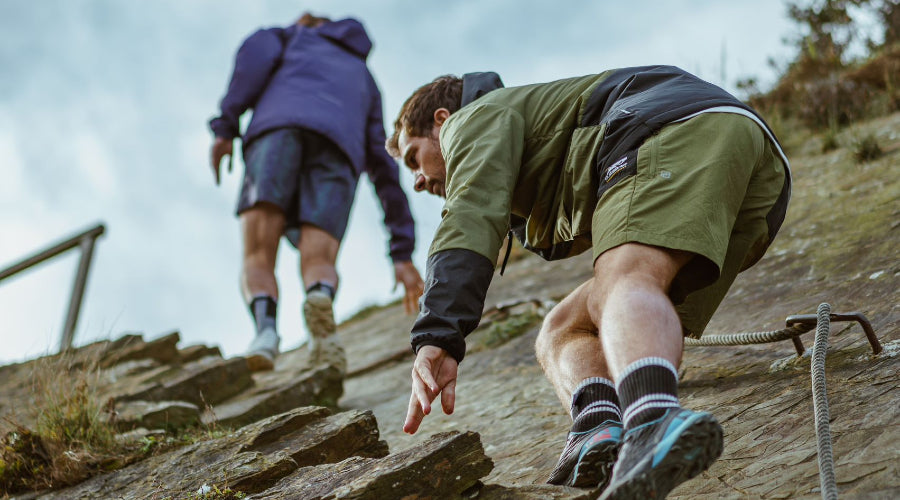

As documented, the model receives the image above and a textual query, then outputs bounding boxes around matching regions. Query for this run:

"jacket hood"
[306,18,372,58]
[461,72,504,107]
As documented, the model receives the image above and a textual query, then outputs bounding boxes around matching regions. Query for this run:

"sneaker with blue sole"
[547,420,623,488]
[599,408,723,500]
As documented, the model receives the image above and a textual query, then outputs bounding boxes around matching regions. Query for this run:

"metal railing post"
[0,223,106,353]
[60,236,99,352]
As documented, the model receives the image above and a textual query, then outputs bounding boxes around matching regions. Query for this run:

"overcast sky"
[0,0,798,365]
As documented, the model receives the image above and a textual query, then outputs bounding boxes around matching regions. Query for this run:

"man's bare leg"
[297,223,345,373]
[239,203,285,371]
[297,223,340,291]
[537,282,622,487]
[590,243,723,500]
[589,243,690,378]
[536,281,612,407]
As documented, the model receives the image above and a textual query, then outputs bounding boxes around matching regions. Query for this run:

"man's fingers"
[441,379,456,415]
[415,362,439,393]
[413,380,432,416]
[404,392,425,434]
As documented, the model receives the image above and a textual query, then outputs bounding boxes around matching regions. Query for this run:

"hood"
[312,18,373,58]
[461,72,504,107]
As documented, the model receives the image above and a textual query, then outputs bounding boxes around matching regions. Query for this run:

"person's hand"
[210,136,233,185]
[393,261,424,315]
[404,345,458,434]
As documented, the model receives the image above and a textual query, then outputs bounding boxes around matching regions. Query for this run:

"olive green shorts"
[591,112,787,337]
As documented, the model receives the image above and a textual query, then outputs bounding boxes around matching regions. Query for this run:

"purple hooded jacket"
[209,18,415,262]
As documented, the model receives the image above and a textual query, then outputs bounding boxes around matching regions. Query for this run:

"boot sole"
[246,353,275,372]
[601,416,723,499]
[569,440,620,489]
[304,294,336,339]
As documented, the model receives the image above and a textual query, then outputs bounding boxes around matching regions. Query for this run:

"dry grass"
[0,352,212,496]
[0,345,240,497]
[0,353,123,493]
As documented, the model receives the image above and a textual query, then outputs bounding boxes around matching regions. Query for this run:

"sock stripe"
[581,402,622,419]
[573,376,615,394]
[616,357,678,389]
[622,395,680,427]
[617,357,681,429]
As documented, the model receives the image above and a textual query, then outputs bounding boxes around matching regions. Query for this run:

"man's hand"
[393,261,424,315]
[210,136,234,185]
[404,345,458,434]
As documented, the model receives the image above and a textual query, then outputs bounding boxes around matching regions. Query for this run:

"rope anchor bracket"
[785,311,882,356]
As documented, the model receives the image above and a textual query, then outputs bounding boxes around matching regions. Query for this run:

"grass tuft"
[852,133,884,163]
[0,353,234,495]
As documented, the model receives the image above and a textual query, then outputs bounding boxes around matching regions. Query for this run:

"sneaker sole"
[245,353,275,372]
[602,416,723,499]
[304,294,336,339]
[569,440,620,489]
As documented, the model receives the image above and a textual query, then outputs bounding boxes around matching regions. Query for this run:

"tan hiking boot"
[304,290,346,375]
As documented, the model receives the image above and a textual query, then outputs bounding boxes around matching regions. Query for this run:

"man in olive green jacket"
[387,66,790,499]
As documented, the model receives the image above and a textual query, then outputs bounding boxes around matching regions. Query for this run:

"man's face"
[398,125,447,199]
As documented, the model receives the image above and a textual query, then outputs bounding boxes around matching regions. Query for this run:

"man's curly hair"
[386,75,463,158]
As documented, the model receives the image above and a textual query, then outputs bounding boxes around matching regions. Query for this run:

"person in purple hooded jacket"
[209,12,423,373]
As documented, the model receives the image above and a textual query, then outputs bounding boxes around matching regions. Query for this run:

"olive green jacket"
[411,67,790,363]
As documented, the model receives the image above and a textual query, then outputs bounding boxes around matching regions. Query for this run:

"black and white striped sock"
[570,377,621,432]
[617,357,680,429]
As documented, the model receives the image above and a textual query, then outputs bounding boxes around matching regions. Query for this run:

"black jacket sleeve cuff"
[410,248,495,364]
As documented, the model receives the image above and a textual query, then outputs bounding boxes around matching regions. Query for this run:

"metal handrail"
[0,223,106,352]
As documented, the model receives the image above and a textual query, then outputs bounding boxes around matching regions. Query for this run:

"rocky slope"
[1,112,898,499]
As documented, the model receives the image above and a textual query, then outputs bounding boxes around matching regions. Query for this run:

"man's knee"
[241,203,285,258]
[593,243,693,294]
[298,224,340,265]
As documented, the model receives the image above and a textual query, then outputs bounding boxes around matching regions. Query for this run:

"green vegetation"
[470,310,543,353]
[740,0,899,142]
[174,484,247,500]
[0,354,232,496]
[852,132,885,162]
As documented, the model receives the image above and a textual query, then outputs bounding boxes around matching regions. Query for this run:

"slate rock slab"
[34,406,384,499]
[248,431,493,500]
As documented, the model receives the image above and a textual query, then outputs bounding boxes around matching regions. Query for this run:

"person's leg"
[293,131,358,374]
[538,282,624,488]
[595,244,724,500]
[240,203,285,302]
[235,128,306,371]
[239,203,286,371]
[298,223,340,293]
[593,113,777,498]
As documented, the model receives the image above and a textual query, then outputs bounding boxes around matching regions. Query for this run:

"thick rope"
[812,303,838,500]
[684,323,814,347]
[684,303,840,500]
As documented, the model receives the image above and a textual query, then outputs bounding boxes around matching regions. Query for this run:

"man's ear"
[434,108,451,126]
